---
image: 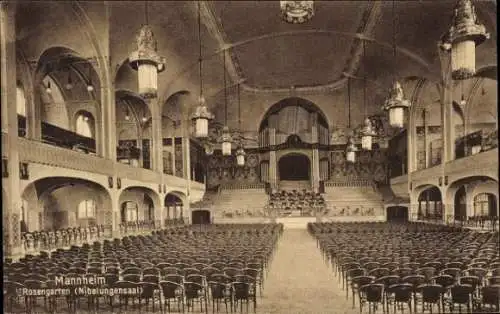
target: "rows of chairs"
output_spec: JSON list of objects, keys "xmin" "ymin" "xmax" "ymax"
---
[
  {"xmin": 5, "ymin": 223, "xmax": 283, "ymax": 313},
  {"xmin": 309, "ymin": 222, "xmax": 500, "ymax": 313}
]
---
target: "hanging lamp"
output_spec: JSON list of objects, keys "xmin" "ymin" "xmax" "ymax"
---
[
  {"xmin": 382, "ymin": 0, "xmax": 410, "ymax": 129},
  {"xmin": 360, "ymin": 40, "xmax": 377, "ymax": 150},
  {"xmin": 280, "ymin": 1, "xmax": 314, "ymax": 24},
  {"xmin": 235, "ymin": 83, "xmax": 246, "ymax": 166},
  {"xmin": 191, "ymin": 2, "xmax": 214, "ymax": 139},
  {"xmin": 129, "ymin": 1, "xmax": 166, "ymax": 99},
  {"xmin": 441, "ymin": 0, "xmax": 489, "ymax": 80},
  {"xmin": 345, "ymin": 78, "xmax": 357, "ymax": 163},
  {"xmin": 124, "ymin": 107, "xmax": 130, "ymax": 121},
  {"xmin": 221, "ymin": 50, "xmax": 232, "ymax": 156}
]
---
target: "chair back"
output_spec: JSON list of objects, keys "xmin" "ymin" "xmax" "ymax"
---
[
  {"xmin": 360, "ymin": 283, "xmax": 384, "ymax": 302},
  {"xmin": 450, "ymin": 284, "xmax": 474, "ymax": 304}
]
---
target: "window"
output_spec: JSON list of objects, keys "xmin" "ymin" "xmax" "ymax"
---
[
  {"xmin": 77, "ymin": 200, "xmax": 96, "ymax": 218},
  {"xmin": 124, "ymin": 201, "xmax": 138, "ymax": 222},
  {"xmin": 474, "ymin": 193, "xmax": 490, "ymax": 216},
  {"xmin": 17, "ymin": 86, "xmax": 26, "ymax": 117},
  {"xmin": 76, "ymin": 112, "xmax": 94, "ymax": 138}
]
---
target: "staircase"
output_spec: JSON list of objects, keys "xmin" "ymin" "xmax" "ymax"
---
[
  {"xmin": 196, "ymin": 187, "xmax": 270, "ymax": 222},
  {"xmin": 321, "ymin": 183, "xmax": 385, "ymax": 221},
  {"xmin": 279, "ymin": 180, "xmax": 311, "ymax": 191}
]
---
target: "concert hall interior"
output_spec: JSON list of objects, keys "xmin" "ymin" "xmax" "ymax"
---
[{"xmin": 1, "ymin": 1, "xmax": 498, "ymax": 313}]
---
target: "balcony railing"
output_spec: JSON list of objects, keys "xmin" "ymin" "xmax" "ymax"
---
[
  {"xmin": 455, "ymin": 129, "xmax": 498, "ymax": 159},
  {"xmin": 18, "ymin": 137, "xmax": 114, "ymax": 176}
]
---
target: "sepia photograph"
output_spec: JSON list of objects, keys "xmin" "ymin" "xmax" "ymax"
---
[{"xmin": 1, "ymin": 0, "xmax": 498, "ymax": 313}]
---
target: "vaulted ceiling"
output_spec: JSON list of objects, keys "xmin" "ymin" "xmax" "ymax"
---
[{"xmin": 14, "ymin": 1, "xmax": 498, "ymax": 132}]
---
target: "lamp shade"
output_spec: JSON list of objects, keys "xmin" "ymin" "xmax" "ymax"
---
[
  {"xmin": 345, "ymin": 137, "xmax": 358, "ymax": 163},
  {"xmin": 382, "ymin": 81, "xmax": 410, "ymax": 128},
  {"xmin": 204, "ymin": 143, "xmax": 214, "ymax": 156},
  {"xmin": 442, "ymin": 0, "xmax": 489, "ymax": 80},
  {"xmin": 221, "ymin": 126, "xmax": 232, "ymax": 156},
  {"xmin": 361, "ymin": 118, "xmax": 377, "ymax": 150},
  {"xmin": 379, "ymin": 137, "xmax": 389, "ymax": 149},
  {"xmin": 129, "ymin": 25, "xmax": 166, "ymax": 99},
  {"xmin": 236, "ymin": 146, "xmax": 246, "ymax": 166},
  {"xmin": 191, "ymin": 98, "xmax": 213, "ymax": 138}
]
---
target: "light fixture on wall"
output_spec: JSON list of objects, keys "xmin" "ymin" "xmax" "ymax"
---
[
  {"xmin": 86, "ymin": 64, "xmax": 94, "ymax": 92},
  {"xmin": 124, "ymin": 107, "xmax": 130, "ymax": 121},
  {"xmin": 360, "ymin": 40, "xmax": 377, "ymax": 151},
  {"xmin": 460, "ymin": 81, "xmax": 467, "ymax": 106},
  {"xmin": 382, "ymin": 0, "xmax": 410, "ymax": 129},
  {"xmin": 280, "ymin": 1, "xmax": 314, "ymax": 24},
  {"xmin": 45, "ymin": 79, "xmax": 52, "ymax": 94},
  {"xmin": 345, "ymin": 77, "xmax": 357, "ymax": 163},
  {"xmin": 204, "ymin": 141, "xmax": 214, "ymax": 156},
  {"xmin": 221, "ymin": 49, "xmax": 232, "ymax": 156},
  {"xmin": 65, "ymin": 70, "xmax": 73, "ymax": 90},
  {"xmin": 191, "ymin": 2, "xmax": 214, "ymax": 139},
  {"xmin": 141, "ymin": 113, "xmax": 148, "ymax": 123},
  {"xmin": 128, "ymin": 1, "xmax": 166, "ymax": 99},
  {"xmin": 235, "ymin": 83, "xmax": 246, "ymax": 166},
  {"xmin": 441, "ymin": 0, "xmax": 489, "ymax": 80}
]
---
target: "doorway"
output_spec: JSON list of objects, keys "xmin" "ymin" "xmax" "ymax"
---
[
  {"xmin": 192, "ymin": 210, "xmax": 211, "ymax": 224},
  {"xmin": 278, "ymin": 153, "xmax": 310, "ymax": 181},
  {"xmin": 386, "ymin": 206, "xmax": 408, "ymax": 222}
]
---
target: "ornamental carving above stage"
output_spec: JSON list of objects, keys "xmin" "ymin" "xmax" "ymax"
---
[
  {"xmin": 206, "ymin": 153, "xmax": 261, "ymax": 188},
  {"xmin": 329, "ymin": 149, "xmax": 388, "ymax": 182}
]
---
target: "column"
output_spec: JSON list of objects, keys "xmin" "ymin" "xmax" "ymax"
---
[
  {"xmin": 268, "ymin": 128, "xmax": 278, "ymax": 192},
  {"xmin": 170, "ymin": 136, "xmax": 175, "ymax": 174},
  {"xmin": 438, "ymin": 46, "xmax": 455, "ymax": 163},
  {"xmin": 109, "ymin": 191, "xmax": 121, "ymax": 238},
  {"xmin": 311, "ymin": 114, "xmax": 320, "ymax": 192},
  {"xmin": 100, "ymin": 80, "xmax": 116, "ymax": 159},
  {"xmin": 149, "ymin": 97, "xmax": 163, "ymax": 172},
  {"xmin": 423, "ymin": 110, "xmax": 430, "ymax": 168},
  {"xmin": 1, "ymin": 2, "xmax": 23, "ymax": 257},
  {"xmin": 26, "ymin": 85, "xmax": 42, "ymax": 140}
]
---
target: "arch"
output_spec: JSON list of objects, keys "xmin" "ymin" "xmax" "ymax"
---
[
  {"xmin": 416, "ymin": 185, "xmax": 442, "ymax": 220},
  {"xmin": 41, "ymin": 75, "xmax": 70, "ymax": 130},
  {"xmin": 22, "ymin": 176, "xmax": 112, "ymax": 230},
  {"xmin": 118, "ymin": 186, "xmax": 161, "ymax": 222},
  {"xmin": 259, "ymin": 97, "xmax": 329, "ymax": 131},
  {"xmin": 278, "ymin": 153, "xmax": 311, "ymax": 181},
  {"xmin": 164, "ymin": 192, "xmax": 186, "ymax": 221},
  {"xmin": 162, "ymin": 90, "xmax": 192, "ymax": 130}
]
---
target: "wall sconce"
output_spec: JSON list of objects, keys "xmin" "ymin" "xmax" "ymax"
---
[
  {"xmin": 108, "ymin": 176, "xmax": 114, "ymax": 188},
  {"xmin": 438, "ymin": 177, "xmax": 443, "ymax": 186},
  {"xmin": 19, "ymin": 162, "xmax": 29, "ymax": 180},
  {"xmin": 117, "ymin": 177, "xmax": 121, "ymax": 189},
  {"xmin": 444, "ymin": 176, "xmax": 448, "ymax": 185}
]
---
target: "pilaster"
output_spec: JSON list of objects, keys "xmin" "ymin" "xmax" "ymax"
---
[
  {"xmin": 268, "ymin": 128, "xmax": 278, "ymax": 192},
  {"xmin": 149, "ymin": 97, "xmax": 163, "ymax": 172}
]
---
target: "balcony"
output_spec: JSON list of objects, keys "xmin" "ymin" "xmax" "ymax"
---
[
  {"xmin": 18, "ymin": 137, "xmax": 114, "ymax": 176},
  {"xmin": 445, "ymin": 147, "xmax": 498, "ymax": 179}
]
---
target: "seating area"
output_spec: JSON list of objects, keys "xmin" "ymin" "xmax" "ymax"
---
[
  {"xmin": 268, "ymin": 189, "xmax": 325, "ymax": 217},
  {"xmin": 309, "ymin": 222, "xmax": 500, "ymax": 313},
  {"xmin": 208, "ymin": 188, "xmax": 270, "ymax": 219},
  {"xmin": 5, "ymin": 223, "xmax": 283, "ymax": 313}
]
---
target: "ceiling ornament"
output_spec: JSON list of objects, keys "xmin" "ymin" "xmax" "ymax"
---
[
  {"xmin": 280, "ymin": 1, "xmax": 314, "ymax": 24},
  {"xmin": 441, "ymin": 0, "xmax": 489, "ymax": 80},
  {"xmin": 129, "ymin": 2, "xmax": 166, "ymax": 99}
]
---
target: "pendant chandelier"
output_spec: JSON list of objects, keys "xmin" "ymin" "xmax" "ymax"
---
[
  {"xmin": 129, "ymin": 1, "xmax": 166, "ymax": 99},
  {"xmin": 204, "ymin": 141, "xmax": 214, "ymax": 156},
  {"xmin": 345, "ymin": 77, "xmax": 357, "ymax": 163},
  {"xmin": 221, "ymin": 50, "xmax": 232, "ymax": 156},
  {"xmin": 191, "ymin": 2, "xmax": 214, "ymax": 139},
  {"xmin": 280, "ymin": 1, "xmax": 314, "ymax": 24},
  {"xmin": 382, "ymin": 0, "xmax": 410, "ymax": 129},
  {"xmin": 65, "ymin": 69, "xmax": 73, "ymax": 90},
  {"xmin": 441, "ymin": 0, "xmax": 489, "ymax": 80},
  {"xmin": 235, "ymin": 83, "xmax": 246, "ymax": 166},
  {"xmin": 86, "ymin": 63, "xmax": 94, "ymax": 92},
  {"xmin": 360, "ymin": 40, "xmax": 377, "ymax": 150}
]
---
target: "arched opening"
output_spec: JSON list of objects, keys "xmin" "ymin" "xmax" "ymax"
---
[
  {"xmin": 164, "ymin": 193, "xmax": 184, "ymax": 225},
  {"xmin": 386, "ymin": 206, "xmax": 408, "ymax": 222},
  {"xmin": 115, "ymin": 90, "xmax": 152, "ymax": 169},
  {"xmin": 454, "ymin": 185, "xmax": 467, "ymax": 221},
  {"xmin": 278, "ymin": 153, "xmax": 310, "ymax": 181},
  {"xmin": 23, "ymin": 177, "xmax": 111, "ymax": 231},
  {"xmin": 118, "ymin": 187, "xmax": 160, "ymax": 225},
  {"xmin": 417, "ymin": 186, "xmax": 442, "ymax": 222},
  {"xmin": 192, "ymin": 209, "xmax": 211, "ymax": 225}
]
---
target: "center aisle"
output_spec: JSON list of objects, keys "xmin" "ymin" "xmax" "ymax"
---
[{"xmin": 258, "ymin": 229, "xmax": 358, "ymax": 314}]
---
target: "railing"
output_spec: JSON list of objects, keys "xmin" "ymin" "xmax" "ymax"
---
[
  {"xmin": 318, "ymin": 205, "xmax": 384, "ymax": 217},
  {"xmin": 164, "ymin": 218, "xmax": 185, "ymax": 226},
  {"xmin": 325, "ymin": 179, "xmax": 371, "ymax": 187},
  {"xmin": 22, "ymin": 225, "xmax": 112, "ymax": 253},
  {"xmin": 118, "ymin": 220, "xmax": 161, "ymax": 235},
  {"xmin": 18, "ymin": 137, "xmax": 114, "ymax": 176},
  {"xmin": 220, "ymin": 183, "xmax": 266, "ymax": 190},
  {"xmin": 446, "ymin": 215, "xmax": 499, "ymax": 231},
  {"xmin": 116, "ymin": 162, "xmax": 161, "ymax": 183},
  {"xmin": 445, "ymin": 147, "xmax": 498, "ymax": 176},
  {"xmin": 117, "ymin": 145, "xmax": 141, "ymax": 160},
  {"xmin": 455, "ymin": 129, "xmax": 498, "ymax": 159}
]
